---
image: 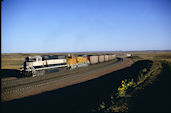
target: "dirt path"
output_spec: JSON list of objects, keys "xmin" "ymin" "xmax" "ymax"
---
[{"xmin": 2, "ymin": 58, "xmax": 133, "ymax": 102}]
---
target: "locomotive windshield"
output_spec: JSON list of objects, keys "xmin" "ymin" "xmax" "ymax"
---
[
  {"xmin": 67, "ymin": 56, "xmax": 72, "ymax": 59},
  {"xmin": 25, "ymin": 57, "xmax": 36, "ymax": 62}
]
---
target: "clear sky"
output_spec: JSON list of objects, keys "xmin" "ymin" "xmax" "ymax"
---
[{"xmin": 2, "ymin": 0, "xmax": 171, "ymax": 53}]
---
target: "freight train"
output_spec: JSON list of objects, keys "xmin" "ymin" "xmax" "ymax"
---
[{"xmin": 20, "ymin": 54, "xmax": 116, "ymax": 77}]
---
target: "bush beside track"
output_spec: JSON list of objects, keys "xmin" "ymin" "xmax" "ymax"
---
[{"xmin": 94, "ymin": 58, "xmax": 171, "ymax": 112}]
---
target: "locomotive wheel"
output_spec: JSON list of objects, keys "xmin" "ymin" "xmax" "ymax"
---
[
  {"xmin": 42, "ymin": 70, "xmax": 45, "ymax": 75},
  {"xmin": 32, "ymin": 71, "xmax": 37, "ymax": 77},
  {"xmin": 24, "ymin": 71, "xmax": 32, "ymax": 77}
]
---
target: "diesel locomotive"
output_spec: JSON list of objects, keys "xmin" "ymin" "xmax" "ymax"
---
[{"xmin": 20, "ymin": 54, "xmax": 116, "ymax": 77}]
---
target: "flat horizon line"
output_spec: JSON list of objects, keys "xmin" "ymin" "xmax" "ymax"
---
[{"xmin": 2, "ymin": 50, "xmax": 171, "ymax": 54}]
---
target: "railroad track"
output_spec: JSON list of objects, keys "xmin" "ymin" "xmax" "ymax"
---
[
  {"xmin": 2, "ymin": 58, "xmax": 129, "ymax": 101},
  {"xmin": 2, "ymin": 58, "xmax": 120, "ymax": 89}
]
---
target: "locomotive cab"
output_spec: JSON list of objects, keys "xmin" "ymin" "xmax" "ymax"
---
[{"xmin": 66, "ymin": 54, "xmax": 77, "ymax": 69}]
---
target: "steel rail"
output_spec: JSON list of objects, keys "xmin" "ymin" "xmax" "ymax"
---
[{"xmin": 2, "ymin": 59, "xmax": 119, "ymax": 89}]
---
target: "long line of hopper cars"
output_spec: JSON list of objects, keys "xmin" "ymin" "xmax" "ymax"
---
[{"xmin": 20, "ymin": 54, "xmax": 116, "ymax": 77}]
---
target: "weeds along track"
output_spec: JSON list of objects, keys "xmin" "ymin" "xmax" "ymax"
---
[
  {"xmin": 136, "ymin": 60, "xmax": 162, "ymax": 86},
  {"xmin": 2, "ymin": 59, "xmax": 126, "ymax": 101},
  {"xmin": 2, "ymin": 59, "xmax": 119, "ymax": 89}
]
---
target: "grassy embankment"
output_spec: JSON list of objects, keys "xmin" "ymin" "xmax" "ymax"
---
[{"xmin": 93, "ymin": 52, "xmax": 171, "ymax": 112}]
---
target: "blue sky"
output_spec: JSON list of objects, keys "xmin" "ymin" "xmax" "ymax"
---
[{"xmin": 2, "ymin": 0, "xmax": 171, "ymax": 53}]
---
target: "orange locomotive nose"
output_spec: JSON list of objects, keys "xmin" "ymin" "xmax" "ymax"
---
[{"xmin": 66, "ymin": 55, "xmax": 77, "ymax": 65}]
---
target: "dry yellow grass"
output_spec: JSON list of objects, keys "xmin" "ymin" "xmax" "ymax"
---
[
  {"xmin": 131, "ymin": 52, "xmax": 171, "ymax": 62},
  {"xmin": 1, "ymin": 53, "xmax": 43, "ymax": 69},
  {"xmin": 2, "ymin": 54, "xmax": 25, "ymax": 69}
]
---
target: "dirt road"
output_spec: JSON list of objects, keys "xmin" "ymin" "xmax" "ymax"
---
[{"xmin": 2, "ymin": 58, "xmax": 133, "ymax": 101}]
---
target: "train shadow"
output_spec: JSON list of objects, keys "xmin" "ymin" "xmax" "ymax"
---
[
  {"xmin": 1, "ymin": 60, "xmax": 152, "ymax": 113},
  {"xmin": 0, "ymin": 69, "xmax": 23, "ymax": 78}
]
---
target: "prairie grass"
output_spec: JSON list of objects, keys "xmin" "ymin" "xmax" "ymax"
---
[{"xmin": 131, "ymin": 52, "xmax": 171, "ymax": 62}]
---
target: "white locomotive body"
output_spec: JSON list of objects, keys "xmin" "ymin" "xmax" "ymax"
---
[{"xmin": 21, "ymin": 55, "xmax": 67, "ymax": 77}]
